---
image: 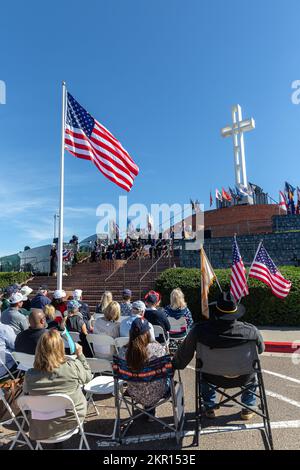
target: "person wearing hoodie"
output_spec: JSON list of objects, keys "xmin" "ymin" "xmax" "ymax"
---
[{"xmin": 164, "ymin": 288, "xmax": 193, "ymax": 336}]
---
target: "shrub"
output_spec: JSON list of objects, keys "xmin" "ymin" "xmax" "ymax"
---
[
  {"xmin": 0, "ymin": 272, "xmax": 32, "ymax": 289},
  {"xmin": 155, "ymin": 267, "xmax": 300, "ymax": 326}
]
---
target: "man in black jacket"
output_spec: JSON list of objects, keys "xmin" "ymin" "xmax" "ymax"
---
[
  {"xmin": 15, "ymin": 309, "xmax": 47, "ymax": 355},
  {"xmin": 173, "ymin": 292, "xmax": 264, "ymax": 421},
  {"xmin": 144, "ymin": 293, "xmax": 170, "ymax": 343}
]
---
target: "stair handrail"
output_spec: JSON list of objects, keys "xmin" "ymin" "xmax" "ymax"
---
[
  {"xmin": 139, "ymin": 249, "xmax": 169, "ymax": 283},
  {"xmin": 104, "ymin": 247, "xmax": 143, "ymax": 283}
]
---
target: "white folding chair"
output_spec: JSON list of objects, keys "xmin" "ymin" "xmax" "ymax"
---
[
  {"xmin": 16, "ymin": 393, "xmax": 90, "ymax": 450},
  {"xmin": 86, "ymin": 334, "xmax": 116, "ymax": 360},
  {"xmin": 114, "ymin": 337, "xmax": 129, "ymax": 354},
  {"xmin": 68, "ymin": 331, "xmax": 80, "ymax": 343},
  {"xmin": 0, "ymin": 355, "xmax": 17, "ymax": 380},
  {"xmin": 0, "ymin": 388, "xmax": 33, "ymax": 450},
  {"xmin": 11, "ymin": 352, "xmax": 35, "ymax": 372},
  {"xmin": 84, "ymin": 358, "xmax": 118, "ymax": 441},
  {"xmin": 153, "ymin": 325, "xmax": 169, "ymax": 350},
  {"xmin": 168, "ymin": 317, "xmax": 188, "ymax": 353}
]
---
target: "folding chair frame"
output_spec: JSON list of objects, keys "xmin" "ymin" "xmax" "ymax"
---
[
  {"xmin": 194, "ymin": 351, "xmax": 274, "ymax": 450},
  {"xmin": 113, "ymin": 357, "xmax": 185, "ymax": 445}
]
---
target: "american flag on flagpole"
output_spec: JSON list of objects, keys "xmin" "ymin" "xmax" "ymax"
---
[
  {"xmin": 230, "ymin": 237, "xmax": 249, "ymax": 302},
  {"xmin": 64, "ymin": 92, "xmax": 139, "ymax": 192},
  {"xmin": 249, "ymin": 243, "xmax": 291, "ymax": 299}
]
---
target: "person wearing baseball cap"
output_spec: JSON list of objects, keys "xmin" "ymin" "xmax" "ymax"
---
[
  {"xmin": 119, "ymin": 288, "xmax": 133, "ymax": 317},
  {"xmin": 1, "ymin": 292, "xmax": 29, "ymax": 335},
  {"xmin": 173, "ymin": 291, "xmax": 264, "ymax": 421},
  {"xmin": 144, "ymin": 292, "xmax": 170, "ymax": 344},
  {"xmin": 1, "ymin": 286, "xmax": 15, "ymax": 312},
  {"xmin": 51, "ymin": 289, "xmax": 67, "ymax": 322},
  {"xmin": 30, "ymin": 285, "xmax": 51, "ymax": 310},
  {"xmin": 118, "ymin": 317, "xmax": 170, "ymax": 421},
  {"xmin": 119, "ymin": 300, "xmax": 155, "ymax": 341},
  {"xmin": 72, "ymin": 289, "xmax": 91, "ymax": 328},
  {"xmin": 20, "ymin": 286, "xmax": 33, "ymax": 312}
]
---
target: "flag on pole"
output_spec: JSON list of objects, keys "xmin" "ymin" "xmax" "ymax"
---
[
  {"xmin": 230, "ymin": 237, "xmax": 249, "ymax": 302},
  {"xmin": 201, "ymin": 248, "xmax": 216, "ymax": 318},
  {"xmin": 296, "ymin": 187, "xmax": 300, "ymax": 215},
  {"xmin": 215, "ymin": 189, "xmax": 222, "ymax": 201},
  {"xmin": 147, "ymin": 213, "xmax": 154, "ymax": 233},
  {"xmin": 279, "ymin": 191, "xmax": 287, "ymax": 212},
  {"xmin": 249, "ymin": 243, "xmax": 291, "ymax": 299},
  {"xmin": 210, "ymin": 191, "xmax": 213, "ymax": 207},
  {"xmin": 65, "ymin": 92, "xmax": 139, "ymax": 192},
  {"xmin": 222, "ymin": 188, "xmax": 232, "ymax": 201}
]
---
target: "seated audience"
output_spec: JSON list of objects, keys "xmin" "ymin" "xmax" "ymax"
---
[
  {"xmin": 118, "ymin": 318, "xmax": 169, "ymax": 419},
  {"xmin": 51, "ymin": 289, "xmax": 67, "ymax": 323},
  {"xmin": 30, "ymin": 285, "xmax": 51, "ymax": 310},
  {"xmin": 72, "ymin": 289, "xmax": 92, "ymax": 328},
  {"xmin": 165, "ymin": 288, "xmax": 193, "ymax": 333},
  {"xmin": 15, "ymin": 309, "xmax": 47, "ymax": 355},
  {"xmin": 0, "ymin": 321, "xmax": 16, "ymax": 378},
  {"xmin": 119, "ymin": 289, "xmax": 133, "ymax": 317},
  {"xmin": 1, "ymin": 286, "xmax": 14, "ymax": 312},
  {"xmin": 20, "ymin": 286, "xmax": 33, "ymax": 312},
  {"xmin": 66, "ymin": 300, "xmax": 90, "ymax": 356},
  {"xmin": 23, "ymin": 329, "xmax": 92, "ymax": 441},
  {"xmin": 120, "ymin": 301, "xmax": 155, "ymax": 341},
  {"xmin": 172, "ymin": 292, "xmax": 264, "ymax": 420},
  {"xmin": 95, "ymin": 291, "xmax": 113, "ymax": 314},
  {"xmin": 144, "ymin": 293, "xmax": 170, "ymax": 343},
  {"xmin": 1, "ymin": 293, "xmax": 29, "ymax": 335},
  {"xmin": 94, "ymin": 301, "xmax": 121, "ymax": 338},
  {"xmin": 44, "ymin": 304, "xmax": 76, "ymax": 355}
]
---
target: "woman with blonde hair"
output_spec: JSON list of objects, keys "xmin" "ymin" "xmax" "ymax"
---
[
  {"xmin": 95, "ymin": 291, "xmax": 113, "ymax": 314},
  {"xmin": 165, "ymin": 288, "xmax": 193, "ymax": 330},
  {"xmin": 94, "ymin": 301, "xmax": 121, "ymax": 338},
  {"xmin": 43, "ymin": 304, "xmax": 76, "ymax": 355},
  {"xmin": 23, "ymin": 329, "xmax": 92, "ymax": 441}
]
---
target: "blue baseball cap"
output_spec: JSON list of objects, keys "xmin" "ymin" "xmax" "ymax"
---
[{"xmin": 130, "ymin": 317, "xmax": 150, "ymax": 340}]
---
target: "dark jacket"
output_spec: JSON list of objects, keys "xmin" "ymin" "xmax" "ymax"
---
[
  {"xmin": 173, "ymin": 319, "xmax": 264, "ymax": 370},
  {"xmin": 15, "ymin": 328, "xmax": 46, "ymax": 355},
  {"xmin": 144, "ymin": 308, "xmax": 170, "ymax": 343},
  {"xmin": 30, "ymin": 293, "xmax": 51, "ymax": 310}
]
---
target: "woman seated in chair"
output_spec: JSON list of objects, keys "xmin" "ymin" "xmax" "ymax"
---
[
  {"xmin": 95, "ymin": 291, "xmax": 113, "ymax": 314},
  {"xmin": 44, "ymin": 304, "xmax": 76, "ymax": 355},
  {"xmin": 165, "ymin": 288, "xmax": 193, "ymax": 335},
  {"xmin": 66, "ymin": 300, "xmax": 90, "ymax": 357},
  {"xmin": 119, "ymin": 317, "xmax": 170, "ymax": 420},
  {"xmin": 23, "ymin": 329, "xmax": 92, "ymax": 441},
  {"xmin": 93, "ymin": 301, "xmax": 121, "ymax": 338}
]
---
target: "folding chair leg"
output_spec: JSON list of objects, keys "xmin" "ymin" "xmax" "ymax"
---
[{"xmin": 258, "ymin": 373, "xmax": 274, "ymax": 450}]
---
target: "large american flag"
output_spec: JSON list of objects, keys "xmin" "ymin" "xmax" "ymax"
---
[
  {"xmin": 65, "ymin": 92, "xmax": 139, "ymax": 192},
  {"xmin": 230, "ymin": 238, "xmax": 249, "ymax": 302},
  {"xmin": 249, "ymin": 244, "xmax": 291, "ymax": 299}
]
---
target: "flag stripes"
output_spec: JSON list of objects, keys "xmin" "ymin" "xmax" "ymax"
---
[
  {"xmin": 65, "ymin": 92, "xmax": 139, "ymax": 191},
  {"xmin": 230, "ymin": 238, "xmax": 249, "ymax": 302}
]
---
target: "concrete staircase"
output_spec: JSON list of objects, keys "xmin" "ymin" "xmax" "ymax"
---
[{"xmin": 27, "ymin": 256, "xmax": 180, "ymax": 312}]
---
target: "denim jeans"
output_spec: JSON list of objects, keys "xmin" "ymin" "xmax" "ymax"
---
[{"xmin": 201, "ymin": 378, "xmax": 257, "ymax": 409}]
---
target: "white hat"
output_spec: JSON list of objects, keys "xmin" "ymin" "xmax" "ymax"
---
[
  {"xmin": 53, "ymin": 289, "xmax": 66, "ymax": 299},
  {"xmin": 132, "ymin": 300, "xmax": 146, "ymax": 313},
  {"xmin": 20, "ymin": 286, "xmax": 33, "ymax": 298},
  {"xmin": 72, "ymin": 289, "xmax": 82, "ymax": 300},
  {"xmin": 9, "ymin": 292, "xmax": 24, "ymax": 304}
]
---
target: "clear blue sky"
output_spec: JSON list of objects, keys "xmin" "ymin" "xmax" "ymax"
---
[{"xmin": 1, "ymin": 0, "xmax": 300, "ymax": 256}]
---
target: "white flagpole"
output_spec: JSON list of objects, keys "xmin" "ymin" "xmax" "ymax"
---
[{"xmin": 57, "ymin": 81, "xmax": 67, "ymax": 290}]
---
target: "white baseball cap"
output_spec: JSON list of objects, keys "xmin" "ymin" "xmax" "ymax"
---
[
  {"xmin": 20, "ymin": 286, "xmax": 33, "ymax": 298},
  {"xmin": 9, "ymin": 292, "xmax": 24, "ymax": 304},
  {"xmin": 72, "ymin": 289, "xmax": 82, "ymax": 300},
  {"xmin": 53, "ymin": 289, "xmax": 66, "ymax": 299}
]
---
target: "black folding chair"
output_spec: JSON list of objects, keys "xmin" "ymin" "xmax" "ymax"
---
[
  {"xmin": 113, "ymin": 354, "xmax": 185, "ymax": 444},
  {"xmin": 194, "ymin": 341, "xmax": 273, "ymax": 450}
]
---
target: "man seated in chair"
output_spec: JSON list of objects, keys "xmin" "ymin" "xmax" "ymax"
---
[{"xmin": 172, "ymin": 292, "xmax": 264, "ymax": 420}]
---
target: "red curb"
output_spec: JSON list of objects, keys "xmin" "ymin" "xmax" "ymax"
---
[{"xmin": 264, "ymin": 341, "xmax": 300, "ymax": 354}]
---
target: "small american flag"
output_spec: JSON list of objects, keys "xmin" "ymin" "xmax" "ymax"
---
[
  {"xmin": 230, "ymin": 238, "xmax": 249, "ymax": 302},
  {"xmin": 249, "ymin": 243, "xmax": 291, "ymax": 299},
  {"xmin": 63, "ymin": 249, "xmax": 72, "ymax": 261},
  {"xmin": 65, "ymin": 92, "xmax": 139, "ymax": 192}
]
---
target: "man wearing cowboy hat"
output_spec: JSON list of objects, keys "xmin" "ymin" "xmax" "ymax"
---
[{"xmin": 173, "ymin": 292, "xmax": 264, "ymax": 420}]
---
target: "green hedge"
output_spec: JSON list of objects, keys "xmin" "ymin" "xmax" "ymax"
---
[
  {"xmin": 0, "ymin": 272, "xmax": 32, "ymax": 289},
  {"xmin": 155, "ymin": 267, "xmax": 300, "ymax": 326}
]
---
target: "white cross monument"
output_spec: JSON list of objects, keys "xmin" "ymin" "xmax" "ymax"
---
[{"xmin": 221, "ymin": 104, "xmax": 255, "ymax": 204}]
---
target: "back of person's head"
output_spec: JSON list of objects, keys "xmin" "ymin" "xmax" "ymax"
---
[
  {"xmin": 104, "ymin": 301, "xmax": 120, "ymax": 322},
  {"xmin": 131, "ymin": 301, "xmax": 146, "ymax": 317},
  {"xmin": 126, "ymin": 318, "xmax": 151, "ymax": 371},
  {"xmin": 145, "ymin": 292, "xmax": 159, "ymax": 307},
  {"xmin": 44, "ymin": 304, "xmax": 56, "ymax": 321},
  {"xmin": 9, "ymin": 292, "xmax": 24, "ymax": 308},
  {"xmin": 34, "ymin": 329, "xmax": 66, "ymax": 372},
  {"xmin": 170, "ymin": 288, "xmax": 186, "ymax": 310},
  {"xmin": 29, "ymin": 309, "xmax": 46, "ymax": 329},
  {"xmin": 122, "ymin": 289, "xmax": 132, "ymax": 301},
  {"xmin": 72, "ymin": 289, "xmax": 82, "ymax": 301},
  {"xmin": 38, "ymin": 285, "xmax": 48, "ymax": 295},
  {"xmin": 53, "ymin": 289, "xmax": 66, "ymax": 303},
  {"xmin": 100, "ymin": 291, "xmax": 113, "ymax": 310},
  {"xmin": 67, "ymin": 299, "xmax": 80, "ymax": 315}
]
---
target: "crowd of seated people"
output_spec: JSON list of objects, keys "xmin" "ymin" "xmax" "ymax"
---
[{"xmin": 0, "ymin": 278, "xmax": 265, "ymax": 448}]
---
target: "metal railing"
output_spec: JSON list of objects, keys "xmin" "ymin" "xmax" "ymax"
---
[
  {"xmin": 138, "ymin": 248, "xmax": 172, "ymax": 297},
  {"xmin": 104, "ymin": 248, "xmax": 142, "ymax": 283}
]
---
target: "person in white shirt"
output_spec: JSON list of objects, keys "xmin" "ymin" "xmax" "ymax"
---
[{"xmin": 120, "ymin": 301, "xmax": 155, "ymax": 341}]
